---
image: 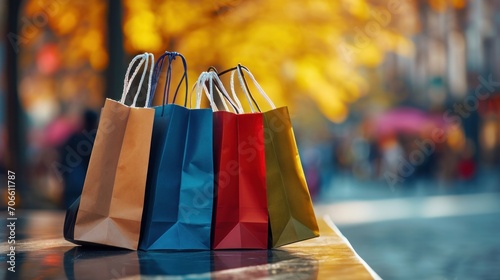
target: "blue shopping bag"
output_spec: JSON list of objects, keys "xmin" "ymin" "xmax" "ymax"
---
[{"xmin": 139, "ymin": 52, "xmax": 214, "ymax": 250}]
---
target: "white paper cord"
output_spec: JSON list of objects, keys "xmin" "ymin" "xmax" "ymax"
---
[
  {"xmin": 234, "ymin": 66, "xmax": 276, "ymax": 112},
  {"xmin": 194, "ymin": 72, "xmax": 214, "ymax": 110},
  {"xmin": 122, "ymin": 55, "xmax": 143, "ymax": 96},
  {"xmin": 236, "ymin": 69, "xmax": 257, "ymax": 113},
  {"xmin": 213, "ymin": 72, "xmax": 239, "ymax": 112},
  {"xmin": 131, "ymin": 53, "xmax": 154, "ymax": 107},
  {"xmin": 146, "ymin": 53, "xmax": 155, "ymax": 107},
  {"xmin": 120, "ymin": 53, "xmax": 155, "ymax": 107},
  {"xmin": 194, "ymin": 71, "xmax": 238, "ymax": 113},
  {"xmin": 131, "ymin": 55, "xmax": 148, "ymax": 107},
  {"xmin": 120, "ymin": 54, "xmax": 145, "ymax": 104},
  {"xmin": 212, "ymin": 75, "xmax": 230, "ymax": 112},
  {"xmin": 229, "ymin": 71, "xmax": 245, "ymax": 113}
]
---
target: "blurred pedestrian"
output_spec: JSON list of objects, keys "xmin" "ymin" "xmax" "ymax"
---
[
  {"xmin": 59, "ymin": 109, "xmax": 98, "ymax": 208},
  {"xmin": 457, "ymin": 140, "xmax": 476, "ymax": 181}
]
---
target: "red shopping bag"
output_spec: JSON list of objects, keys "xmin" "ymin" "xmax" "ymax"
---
[{"xmin": 195, "ymin": 72, "xmax": 269, "ymax": 249}]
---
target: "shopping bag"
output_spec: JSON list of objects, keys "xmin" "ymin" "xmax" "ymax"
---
[
  {"xmin": 64, "ymin": 197, "xmax": 112, "ymax": 247},
  {"xmin": 263, "ymin": 107, "xmax": 319, "ymax": 247},
  {"xmin": 197, "ymin": 72, "xmax": 269, "ymax": 249},
  {"xmin": 73, "ymin": 53, "xmax": 155, "ymax": 250},
  {"xmin": 222, "ymin": 65, "xmax": 319, "ymax": 247},
  {"xmin": 139, "ymin": 52, "xmax": 214, "ymax": 250},
  {"xmin": 63, "ymin": 196, "xmax": 79, "ymax": 243}
]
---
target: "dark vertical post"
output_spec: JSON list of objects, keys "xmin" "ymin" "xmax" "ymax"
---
[
  {"xmin": 106, "ymin": 0, "xmax": 125, "ymax": 101},
  {"xmin": 5, "ymin": 0, "xmax": 26, "ymax": 195}
]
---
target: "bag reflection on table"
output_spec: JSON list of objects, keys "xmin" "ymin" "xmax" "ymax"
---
[{"xmin": 64, "ymin": 247, "xmax": 140, "ymax": 280}]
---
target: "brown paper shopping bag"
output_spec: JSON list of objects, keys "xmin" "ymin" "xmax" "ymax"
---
[{"xmin": 74, "ymin": 53, "xmax": 155, "ymax": 250}]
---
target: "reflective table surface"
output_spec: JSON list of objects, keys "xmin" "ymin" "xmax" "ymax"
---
[{"xmin": 0, "ymin": 211, "xmax": 379, "ymax": 279}]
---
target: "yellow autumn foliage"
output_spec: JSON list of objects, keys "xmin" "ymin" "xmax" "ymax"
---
[
  {"xmin": 122, "ymin": 0, "xmax": 415, "ymax": 122},
  {"xmin": 21, "ymin": 0, "xmax": 420, "ymax": 123}
]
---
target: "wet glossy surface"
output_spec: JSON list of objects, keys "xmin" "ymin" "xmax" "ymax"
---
[{"xmin": 0, "ymin": 211, "xmax": 379, "ymax": 279}]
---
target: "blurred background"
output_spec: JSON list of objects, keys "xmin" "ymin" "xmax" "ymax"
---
[{"xmin": 1, "ymin": 0, "xmax": 500, "ymax": 279}]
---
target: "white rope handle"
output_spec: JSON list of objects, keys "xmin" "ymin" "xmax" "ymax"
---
[
  {"xmin": 211, "ymin": 72, "xmax": 239, "ymax": 112},
  {"xmin": 233, "ymin": 66, "xmax": 276, "ymax": 112},
  {"xmin": 194, "ymin": 72, "xmax": 216, "ymax": 110},
  {"xmin": 194, "ymin": 72, "xmax": 238, "ymax": 113},
  {"xmin": 210, "ymin": 73, "xmax": 232, "ymax": 112},
  {"xmin": 196, "ymin": 72, "xmax": 224, "ymax": 111},
  {"xmin": 132, "ymin": 53, "xmax": 154, "ymax": 107},
  {"xmin": 120, "ymin": 54, "xmax": 145, "ymax": 104},
  {"xmin": 122, "ymin": 55, "xmax": 144, "ymax": 95},
  {"xmin": 229, "ymin": 70, "xmax": 245, "ymax": 113},
  {"xmin": 120, "ymin": 53, "xmax": 155, "ymax": 107}
]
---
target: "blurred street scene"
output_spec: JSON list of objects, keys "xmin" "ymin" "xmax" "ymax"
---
[{"xmin": 1, "ymin": 0, "xmax": 500, "ymax": 279}]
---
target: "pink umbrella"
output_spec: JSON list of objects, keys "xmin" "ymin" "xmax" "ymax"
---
[{"xmin": 371, "ymin": 107, "xmax": 445, "ymax": 137}]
